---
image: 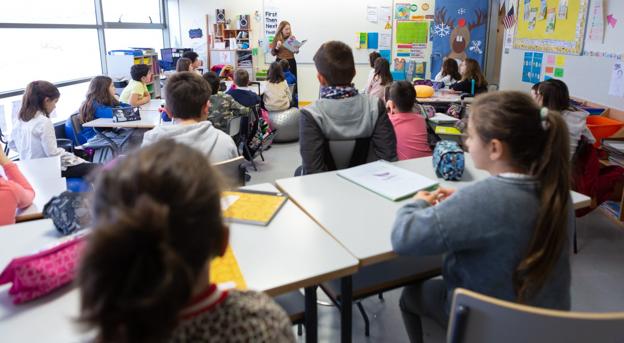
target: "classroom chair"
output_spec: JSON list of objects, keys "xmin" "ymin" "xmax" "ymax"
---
[
  {"xmin": 274, "ymin": 291, "xmax": 306, "ymax": 337},
  {"xmin": 213, "ymin": 156, "xmax": 246, "ymax": 188},
  {"xmin": 320, "ymin": 255, "xmax": 442, "ymax": 336},
  {"xmin": 67, "ymin": 113, "xmax": 120, "ymax": 163},
  {"xmin": 447, "ymin": 288, "xmax": 624, "ymax": 343}
]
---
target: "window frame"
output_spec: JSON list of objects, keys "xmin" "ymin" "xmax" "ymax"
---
[{"xmin": 0, "ymin": 0, "xmax": 171, "ymax": 99}]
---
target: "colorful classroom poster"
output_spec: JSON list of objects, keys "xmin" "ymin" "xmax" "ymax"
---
[
  {"xmin": 555, "ymin": 55, "xmax": 566, "ymax": 67},
  {"xmin": 380, "ymin": 6, "xmax": 392, "ymax": 23},
  {"xmin": 359, "ymin": 32, "xmax": 368, "ymax": 49},
  {"xmin": 522, "ymin": 52, "xmax": 534, "ymax": 83},
  {"xmin": 379, "ymin": 49, "xmax": 392, "ymax": 61},
  {"xmin": 528, "ymin": 8, "xmax": 538, "ymax": 31},
  {"xmin": 395, "ymin": 3, "xmax": 411, "ymax": 20},
  {"xmin": 531, "ymin": 52, "xmax": 543, "ymax": 83},
  {"xmin": 588, "ymin": 0, "xmax": 605, "ymax": 43},
  {"xmin": 538, "ymin": 0, "xmax": 548, "ymax": 20},
  {"xmin": 379, "ymin": 33, "xmax": 392, "ymax": 49},
  {"xmin": 545, "ymin": 7, "xmax": 556, "ymax": 33},
  {"xmin": 554, "ymin": 67, "xmax": 564, "ymax": 77},
  {"xmin": 263, "ymin": 6, "xmax": 279, "ymax": 44},
  {"xmin": 396, "ymin": 21, "xmax": 429, "ymax": 45},
  {"xmin": 524, "ymin": 0, "xmax": 531, "ymax": 20},
  {"xmin": 609, "ymin": 62, "xmax": 624, "ymax": 97},
  {"xmin": 367, "ymin": 32, "xmax": 379, "ymax": 49}
]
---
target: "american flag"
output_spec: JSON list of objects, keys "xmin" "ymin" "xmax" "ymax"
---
[{"xmin": 503, "ymin": 4, "xmax": 516, "ymax": 29}]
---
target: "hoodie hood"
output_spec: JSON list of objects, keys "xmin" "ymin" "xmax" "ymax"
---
[
  {"xmin": 305, "ymin": 94, "xmax": 381, "ymax": 140},
  {"xmin": 142, "ymin": 121, "xmax": 227, "ymax": 158}
]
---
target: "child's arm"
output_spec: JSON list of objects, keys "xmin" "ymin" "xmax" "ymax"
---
[
  {"xmin": 0, "ymin": 152, "xmax": 35, "ymax": 210},
  {"xmin": 128, "ymin": 93, "xmax": 151, "ymax": 107},
  {"xmin": 39, "ymin": 118, "xmax": 65, "ymax": 156}
]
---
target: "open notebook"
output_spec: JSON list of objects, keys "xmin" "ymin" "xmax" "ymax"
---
[{"xmin": 337, "ymin": 161, "xmax": 438, "ymax": 201}]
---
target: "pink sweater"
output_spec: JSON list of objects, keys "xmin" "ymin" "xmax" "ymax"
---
[
  {"xmin": 0, "ymin": 163, "xmax": 35, "ymax": 226},
  {"xmin": 389, "ymin": 112, "xmax": 432, "ymax": 160}
]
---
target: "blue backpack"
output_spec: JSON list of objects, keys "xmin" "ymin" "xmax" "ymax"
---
[{"xmin": 433, "ymin": 140, "xmax": 465, "ymax": 181}]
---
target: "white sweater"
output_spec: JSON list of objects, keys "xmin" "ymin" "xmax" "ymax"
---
[
  {"xmin": 434, "ymin": 72, "xmax": 458, "ymax": 87},
  {"xmin": 263, "ymin": 81, "xmax": 291, "ymax": 112}
]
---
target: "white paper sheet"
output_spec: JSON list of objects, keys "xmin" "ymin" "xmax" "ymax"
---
[
  {"xmin": 608, "ymin": 62, "xmax": 624, "ymax": 97},
  {"xmin": 367, "ymin": 5, "xmax": 378, "ymax": 23}
]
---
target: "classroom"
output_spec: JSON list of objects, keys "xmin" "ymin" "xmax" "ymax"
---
[{"xmin": 1, "ymin": 0, "xmax": 624, "ymax": 342}]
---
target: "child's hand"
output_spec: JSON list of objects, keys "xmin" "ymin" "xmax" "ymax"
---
[
  {"xmin": 0, "ymin": 148, "xmax": 10, "ymax": 166},
  {"xmin": 413, "ymin": 187, "xmax": 455, "ymax": 205},
  {"xmin": 276, "ymin": 41, "xmax": 282, "ymax": 49}
]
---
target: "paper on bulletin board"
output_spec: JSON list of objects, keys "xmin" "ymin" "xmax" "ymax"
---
[
  {"xmin": 538, "ymin": 0, "xmax": 548, "ymax": 20},
  {"xmin": 368, "ymin": 32, "xmax": 379, "ymax": 49},
  {"xmin": 588, "ymin": 0, "xmax": 604, "ymax": 43},
  {"xmin": 396, "ymin": 21, "xmax": 429, "ymax": 45},
  {"xmin": 555, "ymin": 55, "xmax": 565, "ymax": 66},
  {"xmin": 380, "ymin": 5, "xmax": 392, "ymax": 23},
  {"xmin": 379, "ymin": 33, "xmax": 392, "ymax": 49},
  {"xmin": 609, "ymin": 62, "xmax": 624, "ymax": 97},
  {"xmin": 395, "ymin": 3, "xmax": 410, "ymax": 20},
  {"xmin": 367, "ymin": 5, "xmax": 379, "ymax": 23},
  {"xmin": 522, "ymin": 52, "xmax": 534, "ymax": 83},
  {"xmin": 545, "ymin": 7, "xmax": 556, "ymax": 33},
  {"xmin": 380, "ymin": 49, "xmax": 391, "ymax": 61},
  {"xmin": 358, "ymin": 32, "xmax": 368, "ymax": 49}
]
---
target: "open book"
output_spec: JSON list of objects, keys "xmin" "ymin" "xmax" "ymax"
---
[
  {"xmin": 283, "ymin": 36, "xmax": 307, "ymax": 53},
  {"xmin": 337, "ymin": 161, "xmax": 438, "ymax": 201}
]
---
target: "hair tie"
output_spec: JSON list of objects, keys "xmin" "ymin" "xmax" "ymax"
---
[{"xmin": 540, "ymin": 107, "xmax": 549, "ymax": 130}]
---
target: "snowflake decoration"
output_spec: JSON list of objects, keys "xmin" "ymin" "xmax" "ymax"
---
[
  {"xmin": 457, "ymin": 8, "xmax": 467, "ymax": 15},
  {"xmin": 433, "ymin": 23, "xmax": 452, "ymax": 37},
  {"xmin": 469, "ymin": 40, "xmax": 483, "ymax": 54}
]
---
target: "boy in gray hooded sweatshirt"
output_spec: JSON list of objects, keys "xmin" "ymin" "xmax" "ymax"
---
[
  {"xmin": 298, "ymin": 41, "xmax": 397, "ymax": 175},
  {"xmin": 142, "ymin": 72, "xmax": 238, "ymax": 163}
]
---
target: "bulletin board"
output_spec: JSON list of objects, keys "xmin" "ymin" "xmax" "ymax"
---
[{"xmin": 514, "ymin": 0, "xmax": 590, "ymax": 55}]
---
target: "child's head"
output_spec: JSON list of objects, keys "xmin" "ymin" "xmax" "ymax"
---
[
  {"xmin": 18, "ymin": 80, "xmax": 60, "ymax": 121},
  {"xmin": 130, "ymin": 64, "xmax": 152, "ymax": 83},
  {"xmin": 537, "ymin": 79, "xmax": 570, "ymax": 112},
  {"xmin": 386, "ymin": 81, "xmax": 416, "ymax": 114},
  {"xmin": 467, "ymin": 91, "xmax": 570, "ymax": 303},
  {"xmin": 442, "ymin": 58, "xmax": 461, "ymax": 80},
  {"xmin": 164, "ymin": 72, "xmax": 211, "ymax": 120},
  {"xmin": 279, "ymin": 59, "xmax": 290, "ymax": 73},
  {"xmin": 183, "ymin": 51, "xmax": 201, "ymax": 69},
  {"xmin": 313, "ymin": 41, "xmax": 356, "ymax": 87},
  {"xmin": 233, "ymin": 68, "xmax": 250, "ymax": 87},
  {"xmin": 460, "ymin": 58, "xmax": 487, "ymax": 87},
  {"xmin": 78, "ymin": 140, "xmax": 227, "ymax": 342},
  {"xmin": 530, "ymin": 82, "xmax": 541, "ymax": 102},
  {"xmin": 267, "ymin": 62, "xmax": 285, "ymax": 84},
  {"xmin": 373, "ymin": 58, "xmax": 393, "ymax": 86},
  {"xmin": 202, "ymin": 71, "xmax": 220, "ymax": 95},
  {"xmin": 176, "ymin": 57, "xmax": 192, "ymax": 72},
  {"xmin": 369, "ymin": 51, "xmax": 381, "ymax": 68},
  {"xmin": 80, "ymin": 76, "xmax": 120, "ymax": 123}
]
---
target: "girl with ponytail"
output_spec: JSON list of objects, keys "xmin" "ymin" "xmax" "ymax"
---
[
  {"xmin": 78, "ymin": 140, "xmax": 294, "ymax": 343},
  {"xmin": 392, "ymin": 91, "xmax": 571, "ymax": 343}
]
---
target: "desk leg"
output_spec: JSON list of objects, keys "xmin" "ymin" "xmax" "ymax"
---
[
  {"xmin": 304, "ymin": 286, "xmax": 318, "ymax": 343},
  {"xmin": 93, "ymin": 128, "xmax": 120, "ymax": 156},
  {"xmin": 341, "ymin": 276, "xmax": 353, "ymax": 343}
]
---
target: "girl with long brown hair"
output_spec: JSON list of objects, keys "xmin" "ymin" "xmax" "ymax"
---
[
  {"xmin": 10, "ymin": 81, "xmax": 99, "ymax": 178},
  {"xmin": 270, "ymin": 21, "xmax": 298, "ymax": 105},
  {"xmin": 450, "ymin": 58, "xmax": 488, "ymax": 94},
  {"xmin": 392, "ymin": 91, "xmax": 571, "ymax": 343},
  {"xmin": 434, "ymin": 58, "xmax": 461, "ymax": 87},
  {"xmin": 366, "ymin": 57, "xmax": 393, "ymax": 101}
]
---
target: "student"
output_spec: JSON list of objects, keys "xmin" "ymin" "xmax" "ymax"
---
[
  {"xmin": 10, "ymin": 81, "xmax": 98, "ymax": 178},
  {"xmin": 119, "ymin": 64, "xmax": 152, "ymax": 107},
  {"xmin": 203, "ymin": 71, "xmax": 247, "ymax": 132},
  {"xmin": 279, "ymin": 59, "xmax": 298, "ymax": 107},
  {"xmin": 77, "ymin": 140, "xmax": 295, "ymax": 342},
  {"xmin": 450, "ymin": 58, "xmax": 488, "ymax": 94},
  {"xmin": 183, "ymin": 51, "xmax": 202, "ymax": 71},
  {"xmin": 537, "ymin": 79, "xmax": 595, "ymax": 158},
  {"xmin": 530, "ymin": 81, "xmax": 541, "ymax": 102},
  {"xmin": 74, "ymin": 76, "xmax": 130, "ymax": 144},
  {"xmin": 365, "ymin": 51, "xmax": 382, "ymax": 91},
  {"xmin": 433, "ymin": 58, "xmax": 461, "ymax": 87},
  {"xmin": 226, "ymin": 69, "xmax": 261, "ymax": 107},
  {"xmin": 263, "ymin": 61, "xmax": 291, "ymax": 112},
  {"xmin": 387, "ymin": 81, "xmax": 435, "ymax": 160},
  {"xmin": 176, "ymin": 57, "xmax": 192, "ymax": 72},
  {"xmin": 366, "ymin": 57, "xmax": 393, "ymax": 101},
  {"xmin": 142, "ymin": 72, "xmax": 238, "ymax": 163},
  {"xmin": 0, "ymin": 148, "xmax": 34, "ymax": 226},
  {"xmin": 299, "ymin": 41, "xmax": 397, "ymax": 175},
  {"xmin": 392, "ymin": 91, "xmax": 571, "ymax": 343}
]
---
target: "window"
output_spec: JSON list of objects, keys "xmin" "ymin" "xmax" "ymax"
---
[
  {"xmin": 102, "ymin": 0, "xmax": 162, "ymax": 23},
  {"xmin": 0, "ymin": 0, "xmax": 95, "ymax": 24},
  {"xmin": 105, "ymin": 29, "xmax": 165, "ymax": 52}
]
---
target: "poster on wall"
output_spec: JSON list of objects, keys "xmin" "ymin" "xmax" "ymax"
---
[{"xmin": 431, "ymin": 0, "xmax": 489, "ymax": 78}]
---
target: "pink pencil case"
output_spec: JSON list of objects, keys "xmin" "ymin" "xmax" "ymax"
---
[{"xmin": 0, "ymin": 235, "xmax": 86, "ymax": 304}]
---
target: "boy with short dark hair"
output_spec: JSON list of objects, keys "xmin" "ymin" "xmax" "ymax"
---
[
  {"xmin": 183, "ymin": 51, "xmax": 202, "ymax": 71},
  {"xmin": 387, "ymin": 81, "xmax": 435, "ymax": 160},
  {"xmin": 226, "ymin": 69, "xmax": 261, "ymax": 107},
  {"xmin": 298, "ymin": 40, "xmax": 397, "ymax": 174},
  {"xmin": 142, "ymin": 72, "xmax": 238, "ymax": 162},
  {"xmin": 120, "ymin": 64, "xmax": 152, "ymax": 107}
]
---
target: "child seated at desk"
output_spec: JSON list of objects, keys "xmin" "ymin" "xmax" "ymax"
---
[
  {"xmin": 387, "ymin": 81, "xmax": 434, "ymax": 160},
  {"xmin": 0, "ymin": 148, "xmax": 34, "ymax": 226},
  {"xmin": 142, "ymin": 72, "xmax": 238, "ymax": 163},
  {"xmin": 10, "ymin": 81, "xmax": 99, "ymax": 178},
  {"xmin": 77, "ymin": 141, "xmax": 294, "ymax": 342},
  {"xmin": 366, "ymin": 58, "xmax": 393, "ymax": 102},
  {"xmin": 449, "ymin": 58, "xmax": 488, "ymax": 95},
  {"xmin": 392, "ymin": 91, "xmax": 572, "ymax": 343},
  {"xmin": 298, "ymin": 40, "xmax": 397, "ymax": 175},
  {"xmin": 119, "ymin": 64, "xmax": 152, "ymax": 107},
  {"xmin": 263, "ymin": 62, "xmax": 291, "ymax": 112},
  {"xmin": 226, "ymin": 69, "xmax": 261, "ymax": 107},
  {"xmin": 433, "ymin": 58, "xmax": 461, "ymax": 88},
  {"xmin": 203, "ymin": 71, "xmax": 248, "ymax": 132}
]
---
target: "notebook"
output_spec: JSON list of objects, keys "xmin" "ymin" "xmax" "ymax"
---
[
  {"xmin": 210, "ymin": 245, "xmax": 247, "ymax": 290},
  {"xmin": 221, "ymin": 190, "xmax": 287, "ymax": 226},
  {"xmin": 435, "ymin": 126, "xmax": 462, "ymax": 135},
  {"xmin": 337, "ymin": 161, "xmax": 438, "ymax": 201},
  {"xmin": 430, "ymin": 113, "xmax": 460, "ymax": 124}
]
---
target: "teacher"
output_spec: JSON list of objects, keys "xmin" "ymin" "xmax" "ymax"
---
[{"xmin": 270, "ymin": 21, "xmax": 298, "ymax": 105}]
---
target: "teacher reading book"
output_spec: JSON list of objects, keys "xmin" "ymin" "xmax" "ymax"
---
[{"xmin": 271, "ymin": 21, "xmax": 300, "ymax": 105}]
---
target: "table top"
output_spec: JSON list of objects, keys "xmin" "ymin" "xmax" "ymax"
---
[
  {"xmin": 0, "ymin": 184, "xmax": 358, "ymax": 341},
  {"xmin": 139, "ymin": 99, "xmax": 166, "ymax": 111},
  {"xmin": 8, "ymin": 157, "xmax": 66, "ymax": 222},
  {"xmin": 418, "ymin": 91, "xmax": 474, "ymax": 104},
  {"xmin": 276, "ymin": 156, "xmax": 591, "ymax": 266},
  {"xmin": 82, "ymin": 109, "xmax": 162, "ymax": 129}
]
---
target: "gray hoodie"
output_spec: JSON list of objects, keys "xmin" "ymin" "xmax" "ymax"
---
[{"xmin": 142, "ymin": 121, "xmax": 238, "ymax": 163}]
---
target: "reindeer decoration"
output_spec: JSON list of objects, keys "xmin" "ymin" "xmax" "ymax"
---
[{"xmin": 435, "ymin": 7, "xmax": 487, "ymax": 61}]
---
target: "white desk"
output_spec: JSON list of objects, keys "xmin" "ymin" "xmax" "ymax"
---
[
  {"xmin": 82, "ymin": 110, "xmax": 161, "ymax": 129},
  {"xmin": 8, "ymin": 157, "xmax": 66, "ymax": 222},
  {"xmin": 418, "ymin": 91, "xmax": 474, "ymax": 104},
  {"xmin": 277, "ymin": 156, "xmax": 592, "ymax": 266},
  {"xmin": 0, "ymin": 184, "xmax": 359, "ymax": 342},
  {"xmin": 140, "ymin": 99, "xmax": 165, "ymax": 111}
]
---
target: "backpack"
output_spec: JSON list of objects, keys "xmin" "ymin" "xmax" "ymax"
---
[
  {"xmin": 43, "ymin": 191, "xmax": 92, "ymax": 236},
  {"xmin": 433, "ymin": 140, "xmax": 465, "ymax": 181}
]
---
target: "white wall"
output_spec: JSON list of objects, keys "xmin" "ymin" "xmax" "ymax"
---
[{"xmin": 178, "ymin": 0, "xmax": 372, "ymax": 102}]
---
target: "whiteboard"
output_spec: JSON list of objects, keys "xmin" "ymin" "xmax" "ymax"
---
[{"xmin": 262, "ymin": 0, "xmax": 394, "ymax": 64}]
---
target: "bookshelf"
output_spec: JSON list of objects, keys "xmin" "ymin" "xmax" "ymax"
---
[
  {"xmin": 207, "ymin": 15, "xmax": 255, "ymax": 81},
  {"xmin": 107, "ymin": 49, "xmax": 162, "ymax": 98}
]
